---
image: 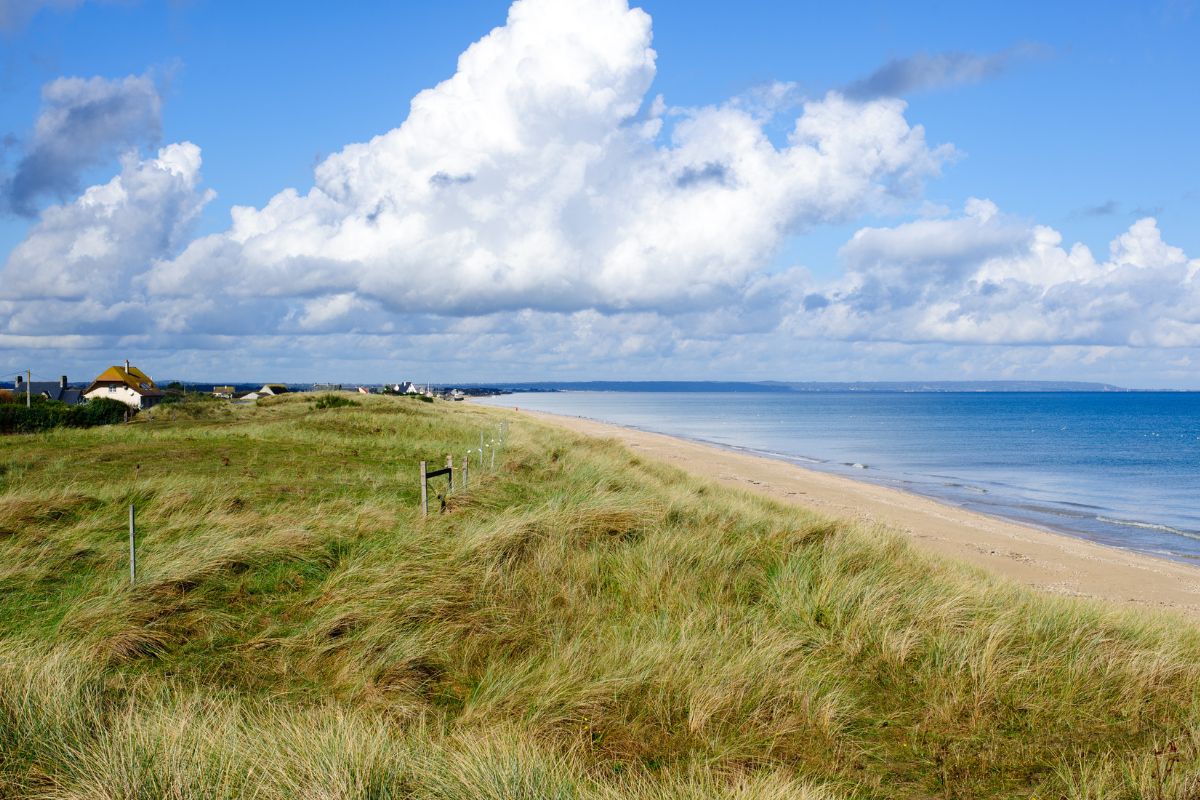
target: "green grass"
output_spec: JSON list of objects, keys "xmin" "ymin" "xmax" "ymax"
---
[
  {"xmin": 313, "ymin": 393, "xmax": 361, "ymax": 410},
  {"xmin": 1, "ymin": 394, "xmax": 1199, "ymax": 799}
]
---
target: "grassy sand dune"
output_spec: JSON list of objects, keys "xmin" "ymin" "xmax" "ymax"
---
[{"xmin": 1, "ymin": 394, "xmax": 1198, "ymax": 798}]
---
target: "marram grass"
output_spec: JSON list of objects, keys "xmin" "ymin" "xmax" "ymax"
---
[{"xmin": 1, "ymin": 393, "xmax": 1199, "ymax": 798}]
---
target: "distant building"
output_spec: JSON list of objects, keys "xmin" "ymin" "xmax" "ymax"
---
[
  {"xmin": 13, "ymin": 375, "xmax": 84, "ymax": 405},
  {"xmin": 212, "ymin": 385, "xmax": 235, "ymax": 399},
  {"xmin": 314, "ymin": 383, "xmax": 343, "ymax": 392},
  {"xmin": 239, "ymin": 384, "xmax": 290, "ymax": 401},
  {"xmin": 83, "ymin": 361, "xmax": 164, "ymax": 409}
]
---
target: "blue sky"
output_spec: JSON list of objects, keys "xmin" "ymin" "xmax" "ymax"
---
[{"xmin": 1, "ymin": 0, "xmax": 1198, "ymax": 386}]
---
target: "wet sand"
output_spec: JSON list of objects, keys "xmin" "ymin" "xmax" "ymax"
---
[{"xmin": 523, "ymin": 408, "xmax": 1200, "ymax": 620}]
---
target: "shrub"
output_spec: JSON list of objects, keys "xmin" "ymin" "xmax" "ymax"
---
[
  {"xmin": 0, "ymin": 397, "xmax": 131, "ymax": 434},
  {"xmin": 314, "ymin": 394, "xmax": 360, "ymax": 410},
  {"xmin": 0, "ymin": 389, "xmax": 15, "ymax": 404},
  {"xmin": 159, "ymin": 389, "xmax": 219, "ymax": 406},
  {"xmin": 71, "ymin": 397, "xmax": 131, "ymax": 427}
]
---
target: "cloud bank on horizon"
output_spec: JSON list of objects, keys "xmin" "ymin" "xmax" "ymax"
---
[{"xmin": 0, "ymin": 0, "xmax": 1197, "ymax": 385}]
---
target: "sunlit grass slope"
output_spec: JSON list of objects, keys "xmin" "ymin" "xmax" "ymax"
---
[{"xmin": 1, "ymin": 394, "xmax": 1198, "ymax": 799}]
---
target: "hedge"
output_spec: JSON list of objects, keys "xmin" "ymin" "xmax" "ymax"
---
[{"xmin": 0, "ymin": 397, "xmax": 132, "ymax": 434}]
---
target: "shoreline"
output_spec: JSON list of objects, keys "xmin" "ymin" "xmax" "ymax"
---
[
  {"xmin": 513, "ymin": 406, "xmax": 1200, "ymax": 619},
  {"xmin": 601, "ymin": 422, "xmax": 1199, "ymax": 567}
]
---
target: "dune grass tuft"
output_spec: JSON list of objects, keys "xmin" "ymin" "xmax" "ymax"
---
[{"xmin": 1, "ymin": 394, "xmax": 1198, "ymax": 798}]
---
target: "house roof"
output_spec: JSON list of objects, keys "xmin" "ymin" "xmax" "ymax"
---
[
  {"xmin": 84, "ymin": 365, "xmax": 164, "ymax": 397},
  {"xmin": 23, "ymin": 382, "xmax": 63, "ymax": 397},
  {"xmin": 19, "ymin": 382, "xmax": 82, "ymax": 404}
]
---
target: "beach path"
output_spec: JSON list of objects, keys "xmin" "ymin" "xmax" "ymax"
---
[{"xmin": 526, "ymin": 409, "xmax": 1200, "ymax": 620}]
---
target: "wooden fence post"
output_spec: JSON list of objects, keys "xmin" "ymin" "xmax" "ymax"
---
[
  {"xmin": 420, "ymin": 461, "xmax": 428, "ymax": 517},
  {"xmin": 463, "ymin": 453, "xmax": 469, "ymax": 489},
  {"xmin": 128, "ymin": 503, "xmax": 137, "ymax": 585}
]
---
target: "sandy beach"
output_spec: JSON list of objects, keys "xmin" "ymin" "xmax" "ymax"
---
[{"xmin": 521, "ymin": 408, "xmax": 1200, "ymax": 619}]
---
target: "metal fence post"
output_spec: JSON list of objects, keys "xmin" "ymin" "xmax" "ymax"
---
[
  {"xmin": 128, "ymin": 503, "xmax": 137, "ymax": 585},
  {"xmin": 420, "ymin": 461, "xmax": 428, "ymax": 517}
]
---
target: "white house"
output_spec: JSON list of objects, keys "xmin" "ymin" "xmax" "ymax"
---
[
  {"xmin": 83, "ymin": 361, "xmax": 164, "ymax": 410},
  {"xmin": 239, "ymin": 384, "xmax": 289, "ymax": 401}
]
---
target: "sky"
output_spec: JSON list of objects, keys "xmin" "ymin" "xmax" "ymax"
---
[{"xmin": 0, "ymin": 0, "xmax": 1197, "ymax": 388}]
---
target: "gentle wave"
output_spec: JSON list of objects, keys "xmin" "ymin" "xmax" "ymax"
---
[
  {"xmin": 1095, "ymin": 516, "xmax": 1200, "ymax": 541},
  {"xmin": 942, "ymin": 481, "xmax": 989, "ymax": 494}
]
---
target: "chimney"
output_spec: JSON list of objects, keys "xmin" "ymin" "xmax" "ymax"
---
[
  {"xmin": 60, "ymin": 375, "xmax": 68, "ymax": 389},
  {"xmin": 124, "ymin": 359, "xmax": 130, "ymax": 373},
  {"xmin": 14, "ymin": 375, "xmax": 21, "ymax": 388}
]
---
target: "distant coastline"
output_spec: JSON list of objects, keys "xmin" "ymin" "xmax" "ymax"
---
[
  {"xmin": 471, "ymin": 379, "xmax": 1133, "ymax": 393},
  {"xmin": 149, "ymin": 379, "xmax": 1200, "ymax": 395}
]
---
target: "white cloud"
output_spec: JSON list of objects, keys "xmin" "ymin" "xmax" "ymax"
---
[
  {"xmin": 0, "ymin": 143, "xmax": 213, "ymax": 333},
  {"xmin": 801, "ymin": 202, "xmax": 1200, "ymax": 348},
  {"xmin": 145, "ymin": 0, "xmax": 946, "ymax": 325},
  {"xmin": 2, "ymin": 0, "xmax": 1198, "ymax": 389}
]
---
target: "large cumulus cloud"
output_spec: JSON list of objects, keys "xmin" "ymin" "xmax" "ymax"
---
[{"xmin": 144, "ymin": 0, "xmax": 946, "ymax": 327}]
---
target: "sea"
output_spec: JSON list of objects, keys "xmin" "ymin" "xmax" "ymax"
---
[{"xmin": 475, "ymin": 391, "xmax": 1200, "ymax": 563}]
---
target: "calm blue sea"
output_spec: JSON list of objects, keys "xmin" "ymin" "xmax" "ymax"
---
[{"xmin": 476, "ymin": 391, "xmax": 1200, "ymax": 563}]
